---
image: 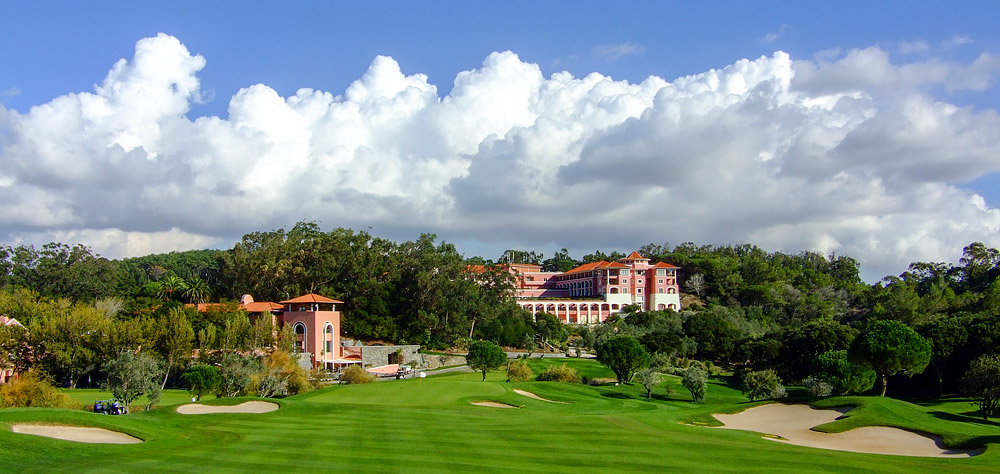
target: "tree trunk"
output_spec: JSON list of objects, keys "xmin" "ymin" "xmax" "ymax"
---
[
  {"xmin": 880, "ymin": 374, "xmax": 888, "ymax": 397},
  {"xmin": 160, "ymin": 354, "xmax": 174, "ymax": 391}
]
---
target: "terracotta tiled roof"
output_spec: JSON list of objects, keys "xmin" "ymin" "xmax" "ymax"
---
[
  {"xmin": 279, "ymin": 293, "xmax": 343, "ymax": 304},
  {"xmin": 563, "ymin": 261, "xmax": 609, "ymax": 274},
  {"xmin": 243, "ymin": 301, "xmax": 283, "ymax": 312},
  {"xmin": 653, "ymin": 262, "xmax": 680, "ymax": 268},
  {"xmin": 626, "ymin": 251, "xmax": 645, "ymax": 259}
]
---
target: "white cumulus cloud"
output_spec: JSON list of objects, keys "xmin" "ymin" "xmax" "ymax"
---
[{"xmin": 1, "ymin": 34, "xmax": 1000, "ymax": 280}]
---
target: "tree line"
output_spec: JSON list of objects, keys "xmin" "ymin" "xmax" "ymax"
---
[{"xmin": 1, "ymin": 223, "xmax": 999, "ymax": 413}]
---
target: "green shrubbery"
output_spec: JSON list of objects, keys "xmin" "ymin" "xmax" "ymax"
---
[
  {"xmin": 741, "ymin": 369, "xmax": 786, "ymax": 401},
  {"xmin": 506, "ymin": 359, "xmax": 533, "ymax": 382},
  {"xmin": 536, "ymin": 363, "xmax": 581, "ymax": 383},
  {"xmin": 0, "ymin": 370, "xmax": 71, "ymax": 408},
  {"xmin": 339, "ymin": 365, "xmax": 375, "ymax": 384}
]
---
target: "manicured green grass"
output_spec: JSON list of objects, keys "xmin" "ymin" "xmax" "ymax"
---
[
  {"xmin": 60, "ymin": 388, "xmax": 196, "ymax": 410},
  {"xmin": 1, "ymin": 359, "xmax": 997, "ymax": 473}
]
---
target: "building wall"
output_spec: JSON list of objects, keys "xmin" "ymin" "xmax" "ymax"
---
[
  {"xmin": 281, "ymin": 309, "xmax": 341, "ymax": 369},
  {"xmin": 358, "ymin": 345, "xmax": 421, "ymax": 367},
  {"xmin": 508, "ymin": 253, "xmax": 681, "ymax": 323}
]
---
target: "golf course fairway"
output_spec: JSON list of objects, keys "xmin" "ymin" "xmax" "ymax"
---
[{"xmin": 0, "ymin": 359, "xmax": 997, "ymax": 473}]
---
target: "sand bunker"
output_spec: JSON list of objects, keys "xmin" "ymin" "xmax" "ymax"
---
[
  {"xmin": 12, "ymin": 424, "xmax": 142, "ymax": 444},
  {"xmin": 713, "ymin": 404, "xmax": 981, "ymax": 458},
  {"xmin": 176, "ymin": 401, "xmax": 279, "ymax": 415},
  {"xmin": 513, "ymin": 389, "xmax": 567, "ymax": 404},
  {"xmin": 471, "ymin": 401, "xmax": 519, "ymax": 408}
]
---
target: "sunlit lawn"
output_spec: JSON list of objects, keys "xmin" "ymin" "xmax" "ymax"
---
[{"xmin": 0, "ymin": 359, "xmax": 995, "ymax": 473}]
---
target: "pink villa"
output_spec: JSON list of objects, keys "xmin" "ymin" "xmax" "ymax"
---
[
  {"xmin": 492, "ymin": 251, "xmax": 681, "ymax": 324},
  {"xmin": 238, "ymin": 293, "xmax": 357, "ymax": 370},
  {"xmin": 0, "ymin": 315, "xmax": 24, "ymax": 384}
]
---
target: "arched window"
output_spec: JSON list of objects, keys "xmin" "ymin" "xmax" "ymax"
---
[
  {"xmin": 293, "ymin": 322, "xmax": 307, "ymax": 352},
  {"xmin": 324, "ymin": 323, "xmax": 335, "ymax": 355},
  {"xmin": 667, "ymin": 288, "xmax": 676, "ymax": 294}
]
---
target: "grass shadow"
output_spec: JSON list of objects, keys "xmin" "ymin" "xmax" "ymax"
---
[{"xmin": 929, "ymin": 410, "xmax": 1000, "ymax": 428}]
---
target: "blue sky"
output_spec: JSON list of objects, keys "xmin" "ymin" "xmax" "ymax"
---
[{"xmin": 1, "ymin": 1, "xmax": 999, "ymax": 280}]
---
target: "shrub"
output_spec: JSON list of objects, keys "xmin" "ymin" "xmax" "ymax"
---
[
  {"xmin": 218, "ymin": 353, "xmax": 260, "ymax": 397},
  {"xmin": 0, "ymin": 370, "xmax": 70, "ymax": 408},
  {"xmin": 339, "ymin": 365, "xmax": 375, "ymax": 384},
  {"xmin": 536, "ymin": 364, "xmax": 581, "ymax": 383},
  {"xmin": 742, "ymin": 369, "xmax": 786, "ymax": 401},
  {"xmin": 803, "ymin": 376, "xmax": 833, "ymax": 397},
  {"xmin": 250, "ymin": 350, "xmax": 313, "ymax": 398},
  {"xmin": 962, "ymin": 353, "xmax": 1000, "ymax": 420},
  {"xmin": 682, "ymin": 366, "xmax": 707, "ymax": 403},
  {"xmin": 506, "ymin": 359, "xmax": 533, "ymax": 382},
  {"xmin": 811, "ymin": 350, "xmax": 876, "ymax": 395}
]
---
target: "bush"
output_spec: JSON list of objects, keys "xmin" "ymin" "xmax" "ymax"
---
[
  {"xmin": 339, "ymin": 365, "xmax": 375, "ymax": 384},
  {"xmin": 803, "ymin": 376, "xmax": 833, "ymax": 397},
  {"xmin": 536, "ymin": 364, "xmax": 581, "ymax": 383},
  {"xmin": 811, "ymin": 350, "xmax": 876, "ymax": 395},
  {"xmin": 250, "ymin": 350, "xmax": 313, "ymax": 398},
  {"xmin": 0, "ymin": 370, "xmax": 70, "ymax": 408},
  {"xmin": 218, "ymin": 353, "xmax": 260, "ymax": 397},
  {"xmin": 742, "ymin": 369, "xmax": 786, "ymax": 401},
  {"xmin": 506, "ymin": 360, "xmax": 533, "ymax": 382},
  {"xmin": 682, "ymin": 366, "xmax": 707, "ymax": 403},
  {"xmin": 962, "ymin": 353, "xmax": 1000, "ymax": 420}
]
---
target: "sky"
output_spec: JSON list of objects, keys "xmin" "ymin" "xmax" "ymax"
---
[{"xmin": 1, "ymin": 1, "xmax": 999, "ymax": 282}]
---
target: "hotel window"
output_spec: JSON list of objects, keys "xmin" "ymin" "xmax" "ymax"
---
[
  {"xmin": 622, "ymin": 279, "xmax": 628, "ymax": 284},
  {"xmin": 656, "ymin": 269, "xmax": 666, "ymax": 276},
  {"xmin": 620, "ymin": 269, "xmax": 630, "ymax": 276},
  {"xmin": 637, "ymin": 288, "xmax": 643, "ymax": 294},
  {"xmin": 623, "ymin": 288, "xmax": 629, "ymax": 293},
  {"xmin": 637, "ymin": 279, "xmax": 642, "ymax": 284},
  {"xmin": 658, "ymin": 279, "xmax": 664, "ymax": 284},
  {"xmin": 658, "ymin": 288, "xmax": 664, "ymax": 293}
]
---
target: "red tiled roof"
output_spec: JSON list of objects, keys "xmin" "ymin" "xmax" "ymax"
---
[
  {"xmin": 243, "ymin": 301, "xmax": 283, "ymax": 312},
  {"xmin": 563, "ymin": 260, "xmax": 630, "ymax": 275},
  {"xmin": 653, "ymin": 262, "xmax": 680, "ymax": 268},
  {"xmin": 279, "ymin": 293, "xmax": 343, "ymax": 304},
  {"xmin": 626, "ymin": 251, "xmax": 645, "ymax": 259}
]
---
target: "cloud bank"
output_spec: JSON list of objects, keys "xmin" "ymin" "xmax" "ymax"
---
[{"xmin": 2, "ymin": 33, "xmax": 1000, "ymax": 280}]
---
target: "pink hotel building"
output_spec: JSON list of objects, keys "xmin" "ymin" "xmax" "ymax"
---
[{"xmin": 505, "ymin": 251, "xmax": 680, "ymax": 324}]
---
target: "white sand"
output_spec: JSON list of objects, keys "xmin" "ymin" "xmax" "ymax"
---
[
  {"xmin": 12, "ymin": 424, "xmax": 142, "ymax": 444},
  {"xmin": 176, "ymin": 401, "xmax": 279, "ymax": 415},
  {"xmin": 513, "ymin": 389, "xmax": 567, "ymax": 403},
  {"xmin": 713, "ymin": 404, "xmax": 981, "ymax": 458},
  {"xmin": 471, "ymin": 401, "xmax": 519, "ymax": 408}
]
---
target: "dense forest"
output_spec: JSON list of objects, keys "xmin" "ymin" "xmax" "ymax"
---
[{"xmin": 1, "ymin": 221, "xmax": 998, "ymax": 400}]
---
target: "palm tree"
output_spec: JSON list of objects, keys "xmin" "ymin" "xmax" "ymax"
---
[
  {"xmin": 184, "ymin": 278, "xmax": 211, "ymax": 304},
  {"xmin": 157, "ymin": 275, "xmax": 188, "ymax": 301}
]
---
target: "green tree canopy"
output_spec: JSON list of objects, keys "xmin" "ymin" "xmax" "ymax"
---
[
  {"xmin": 101, "ymin": 350, "xmax": 163, "ymax": 413},
  {"xmin": 466, "ymin": 340, "xmax": 508, "ymax": 381},
  {"xmin": 596, "ymin": 335, "xmax": 651, "ymax": 384},
  {"xmin": 182, "ymin": 364, "xmax": 222, "ymax": 401},
  {"xmin": 962, "ymin": 353, "xmax": 1000, "ymax": 420},
  {"xmin": 848, "ymin": 319, "xmax": 931, "ymax": 397},
  {"xmin": 811, "ymin": 350, "xmax": 876, "ymax": 395}
]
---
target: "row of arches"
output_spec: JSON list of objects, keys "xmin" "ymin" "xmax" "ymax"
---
[
  {"xmin": 520, "ymin": 301, "xmax": 679, "ymax": 324},
  {"xmin": 292, "ymin": 321, "xmax": 337, "ymax": 355}
]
